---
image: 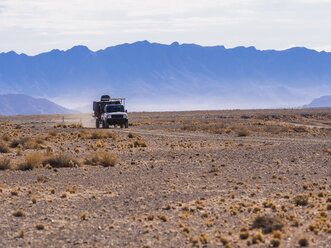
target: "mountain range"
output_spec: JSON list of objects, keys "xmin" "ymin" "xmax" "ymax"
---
[
  {"xmin": 302, "ymin": 95, "xmax": 331, "ymax": 108},
  {"xmin": 0, "ymin": 41, "xmax": 330, "ymax": 111},
  {"xmin": 0, "ymin": 94, "xmax": 74, "ymax": 115}
]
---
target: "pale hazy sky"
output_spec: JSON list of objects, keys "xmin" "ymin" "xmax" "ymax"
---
[{"xmin": 0, "ymin": 0, "xmax": 330, "ymax": 55}]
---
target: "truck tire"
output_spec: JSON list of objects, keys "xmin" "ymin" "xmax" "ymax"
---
[
  {"xmin": 125, "ymin": 121, "xmax": 129, "ymax": 128},
  {"xmin": 104, "ymin": 121, "xmax": 109, "ymax": 129},
  {"xmin": 120, "ymin": 124, "xmax": 124, "ymax": 128},
  {"xmin": 96, "ymin": 119, "xmax": 100, "ymax": 129}
]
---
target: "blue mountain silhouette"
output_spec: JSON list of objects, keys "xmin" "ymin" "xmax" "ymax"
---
[
  {"xmin": 0, "ymin": 41, "xmax": 330, "ymax": 109},
  {"xmin": 302, "ymin": 95, "xmax": 331, "ymax": 108},
  {"xmin": 0, "ymin": 94, "xmax": 75, "ymax": 115}
]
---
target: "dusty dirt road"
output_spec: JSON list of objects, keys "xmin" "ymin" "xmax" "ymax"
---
[{"xmin": 0, "ymin": 109, "xmax": 330, "ymax": 248}]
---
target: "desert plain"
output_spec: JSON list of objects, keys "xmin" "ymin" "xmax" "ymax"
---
[{"xmin": 0, "ymin": 108, "xmax": 330, "ymax": 248}]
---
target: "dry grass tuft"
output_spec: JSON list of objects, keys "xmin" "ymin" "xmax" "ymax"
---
[
  {"xmin": 35, "ymin": 223, "xmax": 45, "ymax": 230},
  {"xmin": 31, "ymin": 195, "xmax": 37, "ymax": 204},
  {"xmin": 68, "ymin": 123, "xmax": 83, "ymax": 128},
  {"xmin": 12, "ymin": 209, "xmax": 26, "ymax": 217},
  {"xmin": 252, "ymin": 231, "xmax": 264, "ymax": 244},
  {"xmin": 36, "ymin": 175, "xmax": 49, "ymax": 183},
  {"xmin": 158, "ymin": 215, "xmax": 168, "ymax": 222},
  {"xmin": 128, "ymin": 132, "xmax": 135, "ymax": 138},
  {"xmin": 44, "ymin": 153, "xmax": 80, "ymax": 168},
  {"xmin": 10, "ymin": 136, "xmax": 45, "ymax": 149},
  {"xmin": 17, "ymin": 229, "xmax": 25, "ymax": 238},
  {"xmin": 0, "ymin": 157, "xmax": 11, "ymax": 170},
  {"xmin": 0, "ymin": 141, "xmax": 10, "ymax": 153},
  {"xmin": 236, "ymin": 128, "xmax": 250, "ymax": 137},
  {"xmin": 17, "ymin": 152, "xmax": 79, "ymax": 170},
  {"xmin": 273, "ymin": 230, "xmax": 282, "ymax": 240},
  {"xmin": 17, "ymin": 152, "xmax": 44, "ymax": 170},
  {"xmin": 80, "ymin": 212, "xmax": 88, "ymax": 221},
  {"xmin": 134, "ymin": 140, "xmax": 148, "ymax": 147},
  {"xmin": 66, "ymin": 186, "xmax": 77, "ymax": 194},
  {"xmin": 239, "ymin": 228, "xmax": 249, "ymax": 240},
  {"xmin": 48, "ymin": 130, "xmax": 58, "ymax": 137},
  {"xmin": 298, "ymin": 237, "xmax": 309, "ymax": 247},
  {"xmin": 11, "ymin": 188, "xmax": 19, "ymax": 196},
  {"xmin": 10, "ymin": 137, "xmax": 30, "ymax": 148},
  {"xmin": 89, "ymin": 130, "xmax": 116, "ymax": 140},
  {"xmin": 87, "ymin": 152, "xmax": 118, "ymax": 167},
  {"xmin": 270, "ymin": 239, "xmax": 281, "ymax": 247},
  {"xmin": 1, "ymin": 133, "xmax": 11, "ymax": 142}
]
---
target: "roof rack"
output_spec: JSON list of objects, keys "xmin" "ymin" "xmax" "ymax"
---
[
  {"xmin": 96, "ymin": 98, "xmax": 125, "ymax": 106},
  {"xmin": 108, "ymin": 98, "xmax": 125, "ymax": 106}
]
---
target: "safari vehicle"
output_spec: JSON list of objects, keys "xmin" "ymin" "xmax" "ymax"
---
[{"xmin": 93, "ymin": 95, "xmax": 128, "ymax": 129}]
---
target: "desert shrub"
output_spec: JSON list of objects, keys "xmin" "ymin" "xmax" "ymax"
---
[
  {"xmin": 298, "ymin": 237, "xmax": 309, "ymax": 247},
  {"xmin": 1, "ymin": 133, "xmax": 11, "ymax": 142},
  {"xmin": 66, "ymin": 186, "xmax": 77, "ymax": 194},
  {"xmin": 270, "ymin": 239, "xmax": 281, "ymax": 247},
  {"xmin": 17, "ymin": 229, "xmax": 25, "ymax": 238},
  {"xmin": 273, "ymin": 230, "xmax": 282, "ymax": 240},
  {"xmin": 17, "ymin": 152, "xmax": 44, "ymax": 170},
  {"xmin": 89, "ymin": 130, "xmax": 116, "ymax": 140},
  {"xmin": 24, "ymin": 136, "xmax": 45, "ymax": 149},
  {"xmin": 87, "ymin": 152, "xmax": 118, "ymax": 167},
  {"xmin": 36, "ymin": 175, "xmax": 49, "ymax": 183},
  {"xmin": 10, "ymin": 136, "xmax": 45, "ymax": 149},
  {"xmin": 181, "ymin": 122, "xmax": 227, "ymax": 134},
  {"xmin": 294, "ymin": 194, "xmax": 309, "ymax": 206},
  {"xmin": 128, "ymin": 132, "xmax": 135, "ymax": 138},
  {"xmin": 17, "ymin": 152, "xmax": 77, "ymax": 170},
  {"xmin": 15, "ymin": 124, "xmax": 22, "ymax": 129},
  {"xmin": 10, "ymin": 137, "xmax": 30, "ymax": 148},
  {"xmin": 252, "ymin": 215, "xmax": 284, "ymax": 234},
  {"xmin": 80, "ymin": 212, "xmax": 88, "ymax": 221},
  {"xmin": 35, "ymin": 223, "xmax": 45, "ymax": 230},
  {"xmin": 0, "ymin": 141, "xmax": 10, "ymax": 153},
  {"xmin": 48, "ymin": 130, "xmax": 58, "ymax": 137},
  {"xmin": 68, "ymin": 123, "xmax": 83, "ymax": 128},
  {"xmin": 182, "ymin": 124, "xmax": 198, "ymax": 131},
  {"xmin": 134, "ymin": 140, "xmax": 147, "ymax": 147},
  {"xmin": 264, "ymin": 126, "xmax": 289, "ymax": 135},
  {"xmin": 0, "ymin": 157, "xmax": 11, "ymax": 170},
  {"xmin": 252, "ymin": 231, "xmax": 264, "ymax": 244},
  {"xmin": 236, "ymin": 128, "xmax": 250, "ymax": 137},
  {"xmin": 90, "ymin": 131, "xmax": 103, "ymax": 139},
  {"xmin": 292, "ymin": 126, "xmax": 307, "ymax": 133},
  {"xmin": 12, "ymin": 209, "xmax": 26, "ymax": 217},
  {"xmin": 44, "ymin": 153, "xmax": 79, "ymax": 168},
  {"xmin": 239, "ymin": 228, "xmax": 249, "ymax": 239}
]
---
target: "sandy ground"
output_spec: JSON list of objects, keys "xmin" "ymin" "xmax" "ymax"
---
[{"xmin": 0, "ymin": 108, "xmax": 330, "ymax": 248}]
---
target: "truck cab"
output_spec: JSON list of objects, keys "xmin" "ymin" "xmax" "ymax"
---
[
  {"xmin": 102, "ymin": 104, "xmax": 128, "ymax": 128},
  {"xmin": 93, "ymin": 95, "xmax": 129, "ymax": 129}
]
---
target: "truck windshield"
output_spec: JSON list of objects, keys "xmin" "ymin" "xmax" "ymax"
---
[{"xmin": 106, "ymin": 105, "xmax": 124, "ymax": 113}]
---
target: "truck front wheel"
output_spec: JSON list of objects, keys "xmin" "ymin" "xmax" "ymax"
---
[
  {"xmin": 96, "ymin": 119, "xmax": 100, "ymax": 129},
  {"xmin": 125, "ymin": 121, "xmax": 129, "ymax": 128},
  {"xmin": 102, "ymin": 120, "xmax": 109, "ymax": 129}
]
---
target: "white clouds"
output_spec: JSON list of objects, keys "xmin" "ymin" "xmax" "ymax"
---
[{"xmin": 0, "ymin": 0, "xmax": 330, "ymax": 54}]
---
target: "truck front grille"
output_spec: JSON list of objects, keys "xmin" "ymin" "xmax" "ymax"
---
[{"xmin": 111, "ymin": 114, "xmax": 124, "ymax": 118}]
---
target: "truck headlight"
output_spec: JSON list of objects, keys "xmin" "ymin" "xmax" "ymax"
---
[
  {"xmin": 123, "ymin": 114, "xmax": 127, "ymax": 118},
  {"xmin": 107, "ymin": 114, "xmax": 112, "ymax": 118}
]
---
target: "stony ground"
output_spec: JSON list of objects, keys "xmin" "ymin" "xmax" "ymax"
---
[{"xmin": 0, "ymin": 109, "xmax": 330, "ymax": 248}]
